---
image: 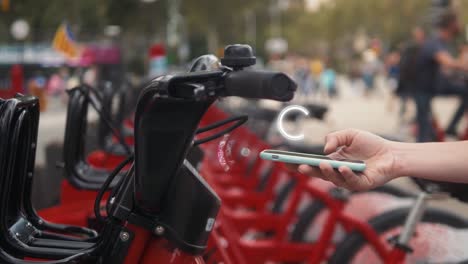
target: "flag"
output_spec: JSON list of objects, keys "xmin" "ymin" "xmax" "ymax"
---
[
  {"xmin": 1, "ymin": 0, "xmax": 9, "ymax": 12},
  {"xmin": 52, "ymin": 23, "xmax": 80, "ymax": 59}
]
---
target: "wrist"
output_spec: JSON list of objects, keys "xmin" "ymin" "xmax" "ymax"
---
[{"xmin": 388, "ymin": 141, "xmax": 410, "ymax": 179}]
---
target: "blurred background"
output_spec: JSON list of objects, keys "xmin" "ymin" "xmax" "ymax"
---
[
  {"xmin": 1, "ymin": 0, "xmax": 468, "ymax": 211},
  {"xmin": 2, "ymin": 0, "xmax": 468, "ymax": 81}
]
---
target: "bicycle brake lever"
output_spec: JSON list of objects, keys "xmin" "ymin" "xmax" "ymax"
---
[{"xmin": 171, "ymin": 82, "xmax": 206, "ymax": 99}]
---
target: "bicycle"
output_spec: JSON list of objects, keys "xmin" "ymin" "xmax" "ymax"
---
[
  {"xmin": 329, "ymin": 181, "xmax": 468, "ymax": 263},
  {"xmin": 0, "ymin": 44, "xmax": 297, "ymax": 263}
]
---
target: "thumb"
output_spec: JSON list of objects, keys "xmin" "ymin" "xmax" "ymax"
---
[{"xmin": 324, "ymin": 129, "xmax": 359, "ymax": 154}]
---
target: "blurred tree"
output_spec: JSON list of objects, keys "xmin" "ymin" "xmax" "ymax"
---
[
  {"xmin": 2, "ymin": 0, "xmax": 468, "ymax": 64},
  {"xmin": 282, "ymin": 0, "xmax": 433, "ymax": 70}
]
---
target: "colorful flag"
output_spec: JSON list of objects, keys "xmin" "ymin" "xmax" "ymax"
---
[
  {"xmin": 1, "ymin": 0, "xmax": 9, "ymax": 12},
  {"xmin": 52, "ymin": 23, "xmax": 80, "ymax": 59}
]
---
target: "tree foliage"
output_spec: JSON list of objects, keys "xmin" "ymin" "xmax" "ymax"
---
[{"xmin": 2, "ymin": 0, "xmax": 468, "ymax": 58}]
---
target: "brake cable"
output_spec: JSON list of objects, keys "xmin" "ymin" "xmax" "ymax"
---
[
  {"xmin": 77, "ymin": 85, "xmax": 133, "ymax": 155},
  {"xmin": 194, "ymin": 115, "xmax": 248, "ymax": 146},
  {"xmin": 94, "ymin": 154, "xmax": 134, "ymax": 223}
]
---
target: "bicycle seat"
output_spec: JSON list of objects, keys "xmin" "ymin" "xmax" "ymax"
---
[
  {"xmin": 63, "ymin": 86, "xmax": 126, "ymax": 190},
  {"xmin": 412, "ymin": 177, "xmax": 468, "ymax": 202},
  {"xmin": 0, "ymin": 96, "xmax": 96, "ymax": 259}
]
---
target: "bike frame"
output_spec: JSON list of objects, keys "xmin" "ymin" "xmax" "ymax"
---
[
  {"xmin": 37, "ymin": 61, "xmax": 407, "ymax": 263},
  {"xmin": 192, "ymin": 105, "xmax": 411, "ymax": 263},
  {"xmin": 39, "ymin": 99, "xmax": 410, "ymax": 263}
]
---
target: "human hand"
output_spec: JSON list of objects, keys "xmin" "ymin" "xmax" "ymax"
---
[{"xmin": 298, "ymin": 129, "xmax": 398, "ymax": 191}]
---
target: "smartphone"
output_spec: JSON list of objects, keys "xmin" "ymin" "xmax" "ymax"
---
[{"xmin": 259, "ymin": 149, "xmax": 366, "ymax": 172}]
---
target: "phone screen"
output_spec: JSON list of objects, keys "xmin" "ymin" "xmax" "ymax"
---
[{"xmin": 263, "ymin": 150, "xmax": 364, "ymax": 164}]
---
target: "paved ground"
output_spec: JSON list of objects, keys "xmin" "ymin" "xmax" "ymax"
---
[
  {"xmin": 293, "ymin": 76, "xmax": 468, "ymax": 217},
  {"xmin": 35, "ymin": 76, "xmax": 468, "ymax": 216},
  {"xmin": 36, "ymin": 98, "xmax": 97, "ymax": 166}
]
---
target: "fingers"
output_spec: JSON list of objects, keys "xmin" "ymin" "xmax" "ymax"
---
[
  {"xmin": 338, "ymin": 166, "xmax": 365, "ymax": 191},
  {"xmin": 284, "ymin": 163, "xmax": 300, "ymax": 171},
  {"xmin": 298, "ymin": 162, "xmax": 368, "ymax": 191},
  {"xmin": 324, "ymin": 129, "xmax": 360, "ymax": 154},
  {"xmin": 298, "ymin": 163, "xmax": 346, "ymax": 187},
  {"xmin": 318, "ymin": 162, "xmax": 347, "ymax": 188},
  {"xmin": 298, "ymin": 164, "xmax": 325, "ymax": 180}
]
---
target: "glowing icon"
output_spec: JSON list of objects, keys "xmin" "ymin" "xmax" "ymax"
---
[{"xmin": 277, "ymin": 105, "xmax": 309, "ymax": 141}]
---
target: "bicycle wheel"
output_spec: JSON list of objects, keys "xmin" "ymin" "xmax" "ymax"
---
[
  {"xmin": 328, "ymin": 207, "xmax": 468, "ymax": 264},
  {"xmin": 271, "ymin": 179, "xmax": 297, "ymax": 213},
  {"xmin": 290, "ymin": 184, "xmax": 414, "ymax": 242}
]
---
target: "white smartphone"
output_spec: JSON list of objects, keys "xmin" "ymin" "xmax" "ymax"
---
[{"xmin": 259, "ymin": 149, "xmax": 366, "ymax": 172}]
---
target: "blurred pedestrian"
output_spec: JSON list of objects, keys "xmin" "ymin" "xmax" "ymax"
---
[
  {"xmin": 28, "ymin": 71, "xmax": 48, "ymax": 112},
  {"xmin": 294, "ymin": 57, "xmax": 313, "ymax": 101},
  {"xmin": 361, "ymin": 49, "xmax": 381, "ymax": 96},
  {"xmin": 310, "ymin": 58, "xmax": 324, "ymax": 100},
  {"xmin": 396, "ymin": 26, "xmax": 426, "ymax": 124},
  {"xmin": 413, "ymin": 10, "xmax": 468, "ymax": 142},
  {"xmin": 442, "ymin": 43, "xmax": 468, "ymax": 137},
  {"xmin": 384, "ymin": 49, "xmax": 400, "ymax": 114},
  {"xmin": 385, "ymin": 50, "xmax": 400, "ymax": 92},
  {"xmin": 47, "ymin": 67, "xmax": 69, "ymax": 96},
  {"xmin": 320, "ymin": 62, "xmax": 337, "ymax": 101},
  {"xmin": 83, "ymin": 65, "xmax": 99, "ymax": 87}
]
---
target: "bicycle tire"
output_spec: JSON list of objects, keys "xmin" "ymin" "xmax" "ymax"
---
[
  {"xmin": 272, "ymin": 179, "xmax": 297, "ymax": 213},
  {"xmin": 290, "ymin": 184, "xmax": 415, "ymax": 242},
  {"xmin": 328, "ymin": 207, "xmax": 468, "ymax": 264}
]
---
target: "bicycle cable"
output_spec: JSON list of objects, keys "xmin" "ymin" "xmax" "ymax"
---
[
  {"xmin": 94, "ymin": 154, "xmax": 134, "ymax": 223},
  {"xmin": 77, "ymin": 85, "xmax": 133, "ymax": 155},
  {"xmin": 194, "ymin": 115, "xmax": 248, "ymax": 146}
]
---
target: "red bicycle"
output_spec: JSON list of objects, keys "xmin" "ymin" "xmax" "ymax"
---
[{"xmin": 0, "ymin": 44, "xmax": 298, "ymax": 263}]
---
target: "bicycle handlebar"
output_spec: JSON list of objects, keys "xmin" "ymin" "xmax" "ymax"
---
[
  {"xmin": 224, "ymin": 70, "xmax": 296, "ymax": 102},
  {"xmin": 112, "ymin": 45, "xmax": 298, "ymax": 255}
]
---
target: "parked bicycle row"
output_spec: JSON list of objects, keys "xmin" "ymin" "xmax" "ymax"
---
[{"xmin": 0, "ymin": 45, "xmax": 467, "ymax": 264}]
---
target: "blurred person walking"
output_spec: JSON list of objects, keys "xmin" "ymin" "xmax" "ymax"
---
[
  {"xmin": 47, "ymin": 67, "xmax": 69, "ymax": 97},
  {"xmin": 384, "ymin": 49, "xmax": 400, "ymax": 115},
  {"xmin": 319, "ymin": 62, "xmax": 337, "ymax": 101},
  {"xmin": 413, "ymin": 10, "xmax": 468, "ymax": 142},
  {"xmin": 28, "ymin": 71, "xmax": 48, "ymax": 112},
  {"xmin": 396, "ymin": 26, "xmax": 426, "ymax": 124},
  {"xmin": 361, "ymin": 49, "xmax": 381, "ymax": 96},
  {"xmin": 385, "ymin": 50, "xmax": 400, "ymax": 93},
  {"xmin": 83, "ymin": 65, "xmax": 99, "ymax": 87},
  {"xmin": 445, "ymin": 43, "xmax": 468, "ymax": 136},
  {"xmin": 349, "ymin": 56, "xmax": 364, "ymax": 96},
  {"xmin": 294, "ymin": 57, "xmax": 313, "ymax": 102},
  {"xmin": 310, "ymin": 58, "xmax": 324, "ymax": 100}
]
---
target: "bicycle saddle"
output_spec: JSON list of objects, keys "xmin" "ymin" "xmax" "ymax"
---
[{"xmin": 412, "ymin": 177, "xmax": 468, "ymax": 202}]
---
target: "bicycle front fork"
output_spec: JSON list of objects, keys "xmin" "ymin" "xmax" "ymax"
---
[
  {"xmin": 386, "ymin": 192, "xmax": 430, "ymax": 264},
  {"xmin": 398, "ymin": 192, "xmax": 429, "ymax": 247}
]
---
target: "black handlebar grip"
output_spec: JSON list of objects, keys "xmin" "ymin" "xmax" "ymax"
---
[{"xmin": 224, "ymin": 70, "xmax": 297, "ymax": 102}]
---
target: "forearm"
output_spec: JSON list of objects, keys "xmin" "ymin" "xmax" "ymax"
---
[
  {"xmin": 391, "ymin": 141, "xmax": 468, "ymax": 183},
  {"xmin": 437, "ymin": 52, "xmax": 468, "ymax": 72}
]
